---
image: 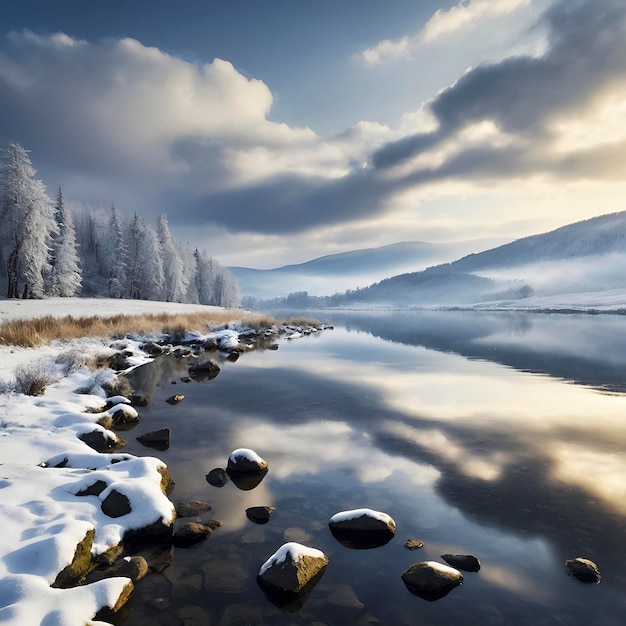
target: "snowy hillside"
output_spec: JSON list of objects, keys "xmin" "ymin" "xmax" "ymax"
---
[{"xmin": 230, "ymin": 238, "xmax": 505, "ymax": 299}]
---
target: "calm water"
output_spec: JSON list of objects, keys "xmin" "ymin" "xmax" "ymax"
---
[{"xmin": 120, "ymin": 310, "xmax": 626, "ymax": 626}]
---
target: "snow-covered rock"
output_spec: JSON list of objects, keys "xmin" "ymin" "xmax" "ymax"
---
[
  {"xmin": 257, "ymin": 542, "xmax": 328, "ymax": 594},
  {"xmin": 329, "ymin": 508, "xmax": 396, "ymax": 549}
]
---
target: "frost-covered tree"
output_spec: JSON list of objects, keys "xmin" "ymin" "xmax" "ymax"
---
[
  {"xmin": 156, "ymin": 212, "xmax": 188, "ymax": 302},
  {"xmin": 127, "ymin": 213, "xmax": 165, "ymax": 300},
  {"xmin": 103, "ymin": 205, "xmax": 128, "ymax": 298},
  {"xmin": 193, "ymin": 248, "xmax": 241, "ymax": 307},
  {"xmin": 49, "ymin": 186, "xmax": 82, "ymax": 296},
  {"xmin": 0, "ymin": 143, "xmax": 56, "ymax": 298}
]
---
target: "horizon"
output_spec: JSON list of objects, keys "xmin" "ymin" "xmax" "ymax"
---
[{"xmin": 1, "ymin": 0, "xmax": 625, "ymax": 268}]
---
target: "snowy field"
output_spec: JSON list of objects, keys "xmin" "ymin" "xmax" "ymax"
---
[{"xmin": 0, "ymin": 298, "xmax": 239, "ymax": 625}]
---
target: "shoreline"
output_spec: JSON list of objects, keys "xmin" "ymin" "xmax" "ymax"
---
[{"xmin": 0, "ymin": 300, "xmax": 326, "ymax": 625}]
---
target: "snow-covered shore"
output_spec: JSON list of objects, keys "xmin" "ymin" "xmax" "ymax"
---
[{"xmin": 0, "ymin": 298, "xmax": 252, "ymax": 625}]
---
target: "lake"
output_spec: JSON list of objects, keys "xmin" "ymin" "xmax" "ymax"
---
[{"xmin": 120, "ymin": 310, "xmax": 626, "ymax": 625}]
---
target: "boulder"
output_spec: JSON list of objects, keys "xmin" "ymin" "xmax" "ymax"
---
[
  {"xmin": 52, "ymin": 529, "xmax": 96, "ymax": 588},
  {"xmin": 226, "ymin": 448, "xmax": 269, "ymax": 475},
  {"xmin": 172, "ymin": 522, "xmax": 214, "ymax": 547},
  {"xmin": 565, "ymin": 557, "xmax": 601, "ymax": 584},
  {"xmin": 257, "ymin": 542, "xmax": 328, "ymax": 595},
  {"xmin": 329, "ymin": 508, "xmax": 396, "ymax": 549},
  {"xmin": 226, "ymin": 449, "xmax": 269, "ymax": 490},
  {"xmin": 110, "ymin": 404, "xmax": 140, "ymax": 429},
  {"xmin": 246, "ymin": 506, "xmax": 276, "ymax": 524},
  {"xmin": 206, "ymin": 467, "xmax": 229, "ymax": 487},
  {"xmin": 137, "ymin": 428, "xmax": 171, "ymax": 451},
  {"xmin": 441, "ymin": 553, "xmax": 481, "ymax": 572},
  {"xmin": 176, "ymin": 500, "xmax": 212, "ymax": 518},
  {"xmin": 189, "ymin": 360, "xmax": 220, "ymax": 381},
  {"xmin": 79, "ymin": 429, "xmax": 126, "ymax": 452},
  {"xmin": 101, "ymin": 489, "xmax": 132, "ymax": 518},
  {"xmin": 86, "ymin": 556, "xmax": 149, "ymax": 584},
  {"xmin": 401, "ymin": 561, "xmax": 463, "ymax": 601}
]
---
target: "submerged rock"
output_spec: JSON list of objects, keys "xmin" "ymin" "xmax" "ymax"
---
[
  {"xmin": 329, "ymin": 508, "xmax": 396, "ymax": 549},
  {"xmin": 565, "ymin": 557, "xmax": 601, "ymax": 584},
  {"xmin": 172, "ymin": 522, "xmax": 214, "ymax": 547},
  {"xmin": 401, "ymin": 561, "xmax": 463, "ymax": 601},
  {"xmin": 176, "ymin": 500, "xmax": 212, "ymax": 518},
  {"xmin": 441, "ymin": 553, "xmax": 481, "ymax": 572}
]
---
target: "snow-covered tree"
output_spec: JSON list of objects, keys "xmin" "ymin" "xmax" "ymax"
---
[
  {"xmin": 156, "ymin": 212, "xmax": 189, "ymax": 302},
  {"xmin": 193, "ymin": 248, "xmax": 241, "ymax": 307},
  {"xmin": 126, "ymin": 213, "xmax": 165, "ymax": 300},
  {"xmin": 49, "ymin": 186, "xmax": 82, "ymax": 296},
  {"xmin": 103, "ymin": 205, "xmax": 128, "ymax": 298},
  {"xmin": 0, "ymin": 143, "xmax": 56, "ymax": 298}
]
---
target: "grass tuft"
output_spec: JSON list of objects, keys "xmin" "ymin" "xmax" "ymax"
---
[{"xmin": 14, "ymin": 359, "xmax": 59, "ymax": 396}]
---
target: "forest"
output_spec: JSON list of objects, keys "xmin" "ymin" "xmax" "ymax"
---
[{"xmin": 0, "ymin": 143, "xmax": 240, "ymax": 307}]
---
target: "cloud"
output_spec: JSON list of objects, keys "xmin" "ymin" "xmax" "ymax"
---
[
  {"xmin": 371, "ymin": 0, "xmax": 626, "ymax": 183},
  {"xmin": 358, "ymin": 0, "xmax": 533, "ymax": 66}
]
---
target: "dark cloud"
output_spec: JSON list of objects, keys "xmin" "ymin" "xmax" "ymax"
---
[
  {"xmin": 166, "ymin": 169, "xmax": 395, "ymax": 235},
  {"xmin": 372, "ymin": 0, "xmax": 626, "ymax": 171}
]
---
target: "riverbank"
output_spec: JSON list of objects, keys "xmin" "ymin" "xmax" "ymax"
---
[{"xmin": 0, "ymin": 298, "xmax": 323, "ymax": 625}]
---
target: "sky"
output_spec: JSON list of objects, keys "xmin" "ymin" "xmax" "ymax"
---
[{"xmin": 0, "ymin": 0, "xmax": 625, "ymax": 268}]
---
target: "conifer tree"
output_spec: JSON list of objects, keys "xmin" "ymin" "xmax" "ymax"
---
[
  {"xmin": 156, "ymin": 212, "xmax": 189, "ymax": 302},
  {"xmin": 0, "ymin": 143, "xmax": 56, "ymax": 298},
  {"xmin": 103, "ymin": 204, "xmax": 128, "ymax": 298},
  {"xmin": 49, "ymin": 186, "xmax": 82, "ymax": 296}
]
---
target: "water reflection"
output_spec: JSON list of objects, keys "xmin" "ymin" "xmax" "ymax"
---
[{"xmin": 122, "ymin": 311, "xmax": 626, "ymax": 625}]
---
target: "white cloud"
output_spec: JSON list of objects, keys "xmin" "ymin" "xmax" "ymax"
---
[
  {"xmin": 357, "ymin": 0, "xmax": 539, "ymax": 66},
  {"xmin": 419, "ymin": 0, "xmax": 531, "ymax": 44}
]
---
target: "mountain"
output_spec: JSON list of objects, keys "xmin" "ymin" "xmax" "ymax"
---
[
  {"xmin": 335, "ymin": 211, "xmax": 626, "ymax": 307},
  {"xmin": 229, "ymin": 238, "xmax": 506, "ymax": 299}
]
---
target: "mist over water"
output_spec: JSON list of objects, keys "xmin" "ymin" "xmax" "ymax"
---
[{"xmin": 122, "ymin": 310, "xmax": 626, "ymax": 625}]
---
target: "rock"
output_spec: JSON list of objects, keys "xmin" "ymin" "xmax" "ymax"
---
[
  {"xmin": 176, "ymin": 500, "xmax": 212, "ymax": 518},
  {"xmin": 226, "ymin": 448, "xmax": 269, "ymax": 474},
  {"xmin": 110, "ymin": 404, "xmax": 140, "ymax": 429},
  {"xmin": 172, "ymin": 522, "xmax": 213, "ymax": 547},
  {"xmin": 565, "ymin": 557, "xmax": 601, "ymax": 584},
  {"xmin": 206, "ymin": 467, "xmax": 229, "ymax": 487},
  {"xmin": 75, "ymin": 479, "xmax": 108, "ymax": 497},
  {"xmin": 189, "ymin": 360, "xmax": 220, "ymax": 381},
  {"xmin": 142, "ymin": 342, "xmax": 165, "ymax": 356},
  {"xmin": 246, "ymin": 506, "xmax": 276, "ymax": 524},
  {"xmin": 137, "ymin": 428, "xmax": 171, "ymax": 450},
  {"xmin": 217, "ymin": 602, "xmax": 263, "ymax": 625},
  {"xmin": 441, "ymin": 553, "xmax": 481, "ymax": 572},
  {"xmin": 79, "ymin": 429, "xmax": 126, "ymax": 452},
  {"xmin": 101, "ymin": 489, "xmax": 132, "ymax": 518},
  {"xmin": 401, "ymin": 561, "xmax": 463, "ymax": 601},
  {"xmin": 203, "ymin": 557, "xmax": 249, "ymax": 593},
  {"xmin": 93, "ymin": 579, "xmax": 135, "ymax": 622},
  {"xmin": 158, "ymin": 465, "xmax": 175, "ymax": 495},
  {"xmin": 106, "ymin": 352, "xmax": 131, "ymax": 371},
  {"xmin": 329, "ymin": 508, "xmax": 396, "ymax": 549},
  {"xmin": 129, "ymin": 394, "xmax": 150, "ymax": 407},
  {"xmin": 404, "ymin": 538, "xmax": 424, "ymax": 550},
  {"xmin": 257, "ymin": 542, "xmax": 329, "ymax": 595},
  {"xmin": 52, "ymin": 529, "xmax": 96, "ymax": 588},
  {"xmin": 166, "ymin": 394, "xmax": 185, "ymax": 405},
  {"xmin": 226, "ymin": 449, "xmax": 269, "ymax": 490},
  {"xmin": 87, "ymin": 556, "xmax": 149, "ymax": 584}
]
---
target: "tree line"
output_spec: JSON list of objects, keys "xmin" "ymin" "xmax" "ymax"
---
[{"xmin": 0, "ymin": 143, "xmax": 240, "ymax": 307}]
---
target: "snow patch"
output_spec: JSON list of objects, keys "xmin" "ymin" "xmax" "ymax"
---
[{"xmin": 330, "ymin": 508, "xmax": 393, "ymax": 525}]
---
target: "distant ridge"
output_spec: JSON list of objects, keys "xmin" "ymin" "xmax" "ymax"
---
[{"xmin": 229, "ymin": 238, "xmax": 505, "ymax": 298}]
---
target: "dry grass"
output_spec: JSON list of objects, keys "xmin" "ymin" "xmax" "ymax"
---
[{"xmin": 0, "ymin": 310, "xmax": 291, "ymax": 348}]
